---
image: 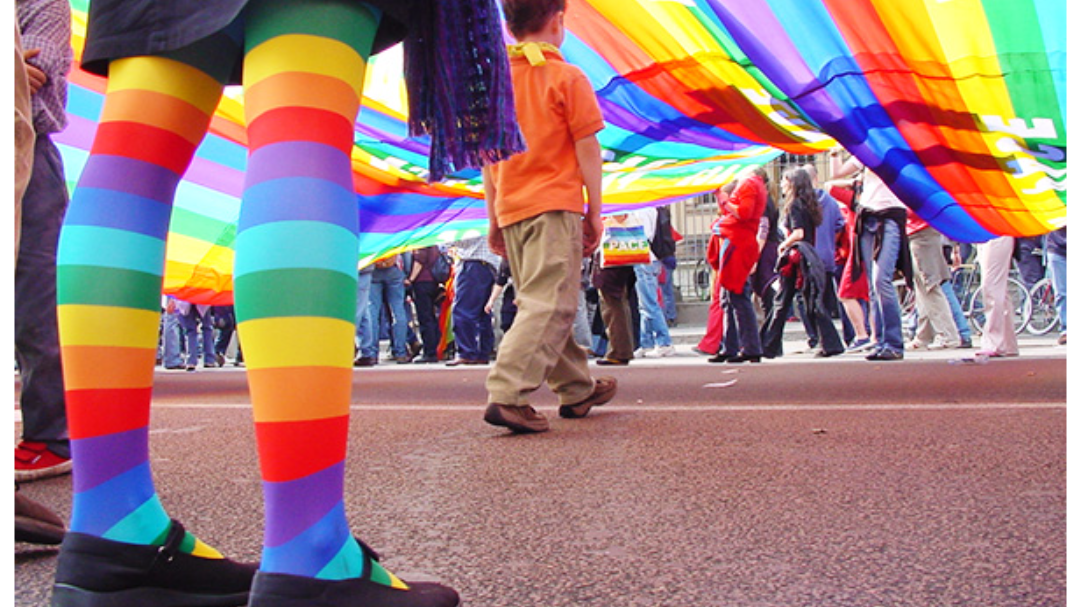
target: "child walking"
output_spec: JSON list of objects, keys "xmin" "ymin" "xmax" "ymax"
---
[{"xmin": 483, "ymin": 0, "xmax": 617, "ymax": 433}]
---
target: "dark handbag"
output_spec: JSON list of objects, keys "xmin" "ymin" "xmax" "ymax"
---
[{"xmin": 431, "ymin": 251, "xmax": 453, "ymax": 284}]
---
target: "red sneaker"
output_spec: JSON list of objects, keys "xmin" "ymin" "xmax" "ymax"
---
[{"xmin": 15, "ymin": 441, "xmax": 72, "ymax": 482}]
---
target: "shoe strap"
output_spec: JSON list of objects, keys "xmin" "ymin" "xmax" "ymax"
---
[
  {"xmin": 152, "ymin": 519, "xmax": 188, "ymax": 568},
  {"xmin": 355, "ymin": 536, "xmax": 381, "ymax": 562},
  {"xmin": 15, "ymin": 442, "xmax": 59, "ymax": 465}
]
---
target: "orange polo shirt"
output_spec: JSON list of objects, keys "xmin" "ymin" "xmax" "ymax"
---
[{"xmin": 490, "ymin": 46, "xmax": 605, "ymax": 228}]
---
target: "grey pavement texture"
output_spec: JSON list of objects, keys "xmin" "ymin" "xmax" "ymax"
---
[{"xmin": 14, "ymin": 331, "xmax": 1067, "ymax": 607}]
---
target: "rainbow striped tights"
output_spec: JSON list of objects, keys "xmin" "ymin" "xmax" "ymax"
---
[{"xmin": 57, "ymin": 0, "xmax": 403, "ymax": 586}]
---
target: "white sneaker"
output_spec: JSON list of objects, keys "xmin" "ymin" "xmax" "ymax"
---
[
  {"xmin": 655, "ymin": 345, "xmax": 677, "ymax": 357},
  {"xmin": 634, "ymin": 348, "xmax": 651, "ymax": 359}
]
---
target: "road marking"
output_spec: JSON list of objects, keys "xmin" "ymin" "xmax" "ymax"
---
[
  {"xmin": 138, "ymin": 402, "xmax": 1066, "ymax": 412},
  {"xmin": 601, "ymin": 403, "xmax": 1066, "ymax": 412},
  {"xmin": 703, "ymin": 379, "xmax": 739, "ymax": 388},
  {"xmin": 14, "ymin": 402, "xmax": 1064, "ymax": 427}
]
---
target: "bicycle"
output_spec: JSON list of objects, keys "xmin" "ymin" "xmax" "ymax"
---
[
  {"xmin": 951, "ymin": 263, "xmax": 1031, "ymax": 336},
  {"xmin": 1025, "ymin": 276, "xmax": 1060, "ymax": 336}
]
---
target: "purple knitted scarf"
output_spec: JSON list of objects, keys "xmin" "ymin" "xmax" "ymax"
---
[{"xmin": 404, "ymin": 0, "xmax": 526, "ymax": 182}]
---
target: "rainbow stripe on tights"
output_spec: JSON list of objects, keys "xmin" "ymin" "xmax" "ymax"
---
[
  {"xmin": 57, "ymin": 0, "xmax": 405, "ymax": 585},
  {"xmin": 237, "ymin": 1, "xmax": 399, "ymax": 583},
  {"xmin": 57, "ymin": 51, "xmax": 227, "ymax": 557}
]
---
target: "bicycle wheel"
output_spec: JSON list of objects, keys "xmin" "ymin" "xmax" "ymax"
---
[
  {"xmin": 966, "ymin": 287, "xmax": 985, "ymax": 336},
  {"xmin": 1026, "ymin": 278, "xmax": 1060, "ymax": 335},
  {"xmin": 1008, "ymin": 277, "xmax": 1032, "ymax": 334},
  {"xmin": 693, "ymin": 258, "xmax": 712, "ymax": 302},
  {"xmin": 967, "ymin": 278, "xmax": 1031, "ymax": 336}
]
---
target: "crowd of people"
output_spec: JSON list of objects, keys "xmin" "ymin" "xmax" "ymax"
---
[
  {"xmin": 159, "ymin": 165, "xmax": 1070, "ymax": 375},
  {"xmin": 155, "ymin": 218, "xmax": 686, "ymax": 373},
  {"xmin": 13, "ymin": 0, "xmax": 1066, "ymax": 605},
  {"xmin": 693, "ymin": 155, "xmax": 1068, "ymax": 365}
]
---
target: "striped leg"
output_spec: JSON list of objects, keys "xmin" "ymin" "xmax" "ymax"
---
[
  {"xmin": 237, "ymin": 0, "xmax": 403, "ymax": 585},
  {"xmin": 57, "ymin": 53, "xmax": 226, "ymax": 556}
]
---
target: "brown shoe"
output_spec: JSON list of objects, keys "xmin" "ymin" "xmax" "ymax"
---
[
  {"xmin": 483, "ymin": 403, "xmax": 550, "ymax": 433},
  {"xmin": 15, "ymin": 490, "xmax": 66, "ymax": 545},
  {"xmin": 595, "ymin": 357, "xmax": 629, "ymax": 366},
  {"xmin": 559, "ymin": 376, "xmax": 617, "ymax": 419}
]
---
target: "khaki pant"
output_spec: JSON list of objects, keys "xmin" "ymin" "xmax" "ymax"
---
[
  {"xmin": 485, "ymin": 212, "xmax": 593, "ymax": 406},
  {"xmin": 14, "ymin": 24, "xmax": 35, "ymax": 258},
  {"xmin": 910, "ymin": 227, "xmax": 960, "ymax": 347}
]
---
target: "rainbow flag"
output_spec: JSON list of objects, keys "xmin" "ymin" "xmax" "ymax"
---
[
  {"xmin": 600, "ymin": 226, "xmax": 652, "ymax": 268},
  {"xmin": 57, "ymin": 0, "xmax": 1065, "ymax": 304},
  {"xmin": 681, "ymin": 0, "xmax": 1068, "ymax": 241}
]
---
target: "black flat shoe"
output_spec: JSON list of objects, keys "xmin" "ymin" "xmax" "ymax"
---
[
  {"xmin": 248, "ymin": 541, "xmax": 459, "ymax": 607},
  {"xmin": 51, "ymin": 520, "xmax": 256, "ymax": 607},
  {"xmin": 249, "ymin": 572, "xmax": 459, "ymax": 607},
  {"xmin": 866, "ymin": 348, "xmax": 903, "ymax": 361},
  {"xmin": 707, "ymin": 353, "xmax": 731, "ymax": 363},
  {"xmin": 726, "ymin": 353, "xmax": 761, "ymax": 364}
]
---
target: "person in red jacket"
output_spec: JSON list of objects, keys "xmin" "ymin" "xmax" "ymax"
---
[
  {"xmin": 708, "ymin": 168, "xmax": 769, "ymax": 364},
  {"xmin": 696, "ymin": 181, "xmax": 735, "ymax": 355}
]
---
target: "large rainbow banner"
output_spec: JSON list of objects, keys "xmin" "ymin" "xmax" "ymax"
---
[{"xmin": 56, "ymin": 0, "xmax": 1066, "ymax": 304}]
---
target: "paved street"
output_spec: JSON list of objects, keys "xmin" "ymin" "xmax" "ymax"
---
[{"xmin": 15, "ymin": 335, "xmax": 1067, "ymax": 607}]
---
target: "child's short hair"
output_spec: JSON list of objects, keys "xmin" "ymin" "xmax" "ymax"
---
[{"xmin": 502, "ymin": 0, "xmax": 567, "ymax": 39}]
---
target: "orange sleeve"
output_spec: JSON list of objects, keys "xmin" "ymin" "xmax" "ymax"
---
[{"xmin": 565, "ymin": 69, "xmax": 604, "ymax": 141}]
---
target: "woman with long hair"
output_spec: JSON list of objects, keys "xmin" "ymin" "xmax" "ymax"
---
[{"xmin": 760, "ymin": 167, "xmax": 845, "ymax": 358}]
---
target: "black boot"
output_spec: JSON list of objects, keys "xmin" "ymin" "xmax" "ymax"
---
[{"xmin": 51, "ymin": 520, "xmax": 256, "ymax": 607}]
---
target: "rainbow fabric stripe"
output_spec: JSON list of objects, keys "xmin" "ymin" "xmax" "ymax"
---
[
  {"xmin": 57, "ymin": 0, "xmax": 1066, "ymax": 304},
  {"xmin": 697, "ymin": 0, "xmax": 1067, "ymax": 242}
]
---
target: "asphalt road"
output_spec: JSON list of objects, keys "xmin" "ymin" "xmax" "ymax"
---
[{"xmin": 14, "ymin": 339, "xmax": 1067, "ymax": 607}]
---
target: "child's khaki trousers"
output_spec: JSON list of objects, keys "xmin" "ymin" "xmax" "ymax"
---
[{"xmin": 489, "ymin": 212, "xmax": 597, "ymax": 406}]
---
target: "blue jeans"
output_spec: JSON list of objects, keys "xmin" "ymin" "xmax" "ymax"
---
[
  {"xmin": 660, "ymin": 257, "xmax": 678, "ymax": 323},
  {"xmin": 355, "ymin": 269, "xmax": 374, "ymax": 357},
  {"xmin": 943, "ymin": 277, "xmax": 972, "ymax": 343},
  {"xmin": 721, "ymin": 279, "xmax": 762, "ymax": 357},
  {"xmin": 634, "ymin": 261, "xmax": 673, "ymax": 349},
  {"xmin": 411, "ymin": 280, "xmax": 442, "ymax": 358},
  {"xmin": 1048, "ymin": 251, "xmax": 1067, "ymax": 333},
  {"xmin": 452, "ymin": 260, "xmax": 496, "ymax": 360},
  {"xmin": 161, "ymin": 310, "xmax": 184, "ymax": 367},
  {"xmin": 366, "ymin": 266, "xmax": 409, "ymax": 358},
  {"xmin": 179, "ymin": 306, "xmax": 216, "ymax": 366},
  {"xmin": 15, "ymin": 135, "xmax": 70, "ymax": 457},
  {"xmin": 859, "ymin": 215, "xmax": 904, "ymax": 353}
]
